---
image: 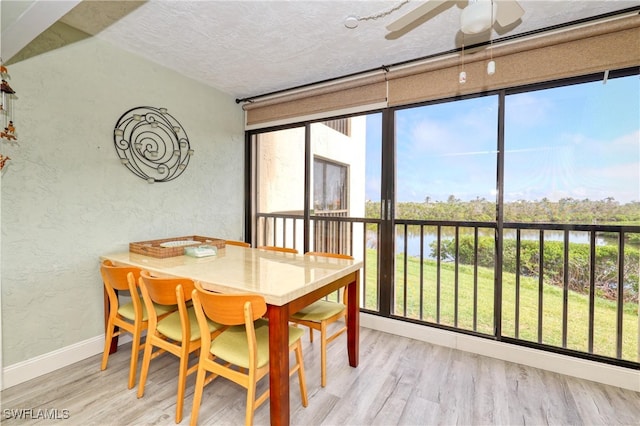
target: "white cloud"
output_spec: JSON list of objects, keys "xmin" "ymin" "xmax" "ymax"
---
[{"xmin": 506, "ymin": 93, "xmax": 552, "ymax": 127}]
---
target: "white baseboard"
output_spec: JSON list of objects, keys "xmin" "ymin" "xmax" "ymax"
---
[
  {"xmin": 2, "ymin": 334, "xmax": 131, "ymax": 391},
  {"xmin": 361, "ymin": 313, "xmax": 640, "ymax": 392}
]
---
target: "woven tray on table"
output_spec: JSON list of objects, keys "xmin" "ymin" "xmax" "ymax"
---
[{"xmin": 129, "ymin": 235, "xmax": 226, "ymax": 258}]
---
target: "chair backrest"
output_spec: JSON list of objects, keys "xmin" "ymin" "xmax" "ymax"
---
[
  {"xmin": 225, "ymin": 240, "xmax": 251, "ymax": 248},
  {"xmin": 304, "ymin": 252, "xmax": 354, "ymax": 306},
  {"xmin": 101, "ymin": 260, "xmax": 144, "ymax": 319},
  {"xmin": 193, "ymin": 282, "xmax": 266, "ymax": 326},
  {"xmin": 100, "ymin": 259, "xmax": 142, "ymax": 292},
  {"xmin": 139, "ymin": 271, "xmax": 196, "ymax": 343},
  {"xmin": 257, "ymin": 245, "xmax": 299, "ymax": 254},
  {"xmin": 139, "ymin": 270, "xmax": 195, "ymax": 306},
  {"xmin": 192, "ymin": 284, "xmax": 266, "ymax": 374},
  {"xmin": 305, "ymin": 252, "xmax": 354, "ymax": 260}
]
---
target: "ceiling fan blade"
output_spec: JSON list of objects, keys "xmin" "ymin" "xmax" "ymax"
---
[
  {"xmin": 386, "ymin": 0, "xmax": 452, "ymax": 32},
  {"xmin": 495, "ymin": 0, "xmax": 525, "ymax": 27}
]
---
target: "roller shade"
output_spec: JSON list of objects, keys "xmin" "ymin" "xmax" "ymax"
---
[
  {"xmin": 244, "ymin": 72, "xmax": 388, "ymax": 127},
  {"xmin": 243, "ymin": 15, "xmax": 640, "ymax": 128},
  {"xmin": 387, "ymin": 15, "xmax": 640, "ymax": 106}
]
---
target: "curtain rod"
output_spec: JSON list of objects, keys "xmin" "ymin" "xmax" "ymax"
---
[{"xmin": 235, "ymin": 6, "xmax": 640, "ymax": 105}]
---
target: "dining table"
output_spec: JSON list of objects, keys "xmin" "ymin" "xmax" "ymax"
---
[{"xmin": 100, "ymin": 245, "xmax": 362, "ymax": 426}]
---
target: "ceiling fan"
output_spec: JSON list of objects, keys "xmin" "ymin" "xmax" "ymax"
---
[{"xmin": 386, "ymin": 0, "xmax": 525, "ymax": 35}]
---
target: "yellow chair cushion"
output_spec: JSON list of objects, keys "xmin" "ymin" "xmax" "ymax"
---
[
  {"xmin": 210, "ymin": 319, "xmax": 304, "ymax": 369},
  {"xmin": 157, "ymin": 307, "xmax": 223, "ymax": 342},
  {"xmin": 290, "ymin": 300, "xmax": 345, "ymax": 322},
  {"xmin": 117, "ymin": 301, "xmax": 176, "ymax": 322}
]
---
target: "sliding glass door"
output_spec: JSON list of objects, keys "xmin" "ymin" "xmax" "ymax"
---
[
  {"xmin": 253, "ymin": 113, "xmax": 383, "ymax": 310},
  {"xmin": 394, "ymin": 96, "xmax": 499, "ymax": 333},
  {"xmin": 253, "ymin": 126, "xmax": 305, "ymax": 249},
  {"xmin": 502, "ymin": 74, "xmax": 640, "ymax": 362}
]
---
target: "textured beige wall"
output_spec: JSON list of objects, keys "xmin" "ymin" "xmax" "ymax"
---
[{"xmin": 1, "ymin": 23, "xmax": 244, "ymax": 365}]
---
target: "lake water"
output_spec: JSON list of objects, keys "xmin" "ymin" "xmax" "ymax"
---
[{"xmin": 378, "ymin": 230, "xmax": 611, "ymax": 258}]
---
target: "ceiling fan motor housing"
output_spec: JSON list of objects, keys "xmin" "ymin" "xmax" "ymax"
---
[{"xmin": 461, "ymin": 0, "xmax": 497, "ymax": 34}]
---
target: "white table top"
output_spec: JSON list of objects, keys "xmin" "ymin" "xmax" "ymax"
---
[{"xmin": 101, "ymin": 246, "xmax": 362, "ymax": 306}]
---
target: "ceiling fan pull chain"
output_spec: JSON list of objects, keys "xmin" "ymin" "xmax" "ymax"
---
[
  {"xmin": 346, "ymin": 0, "xmax": 410, "ymax": 28},
  {"xmin": 360, "ymin": 0, "xmax": 410, "ymax": 22},
  {"xmin": 487, "ymin": 0, "xmax": 496, "ymax": 75},
  {"xmin": 459, "ymin": 38, "xmax": 467, "ymax": 84}
]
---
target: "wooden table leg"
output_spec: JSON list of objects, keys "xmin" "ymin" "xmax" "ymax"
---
[
  {"xmin": 267, "ymin": 304, "xmax": 290, "ymax": 426},
  {"xmin": 346, "ymin": 270, "xmax": 360, "ymax": 367}
]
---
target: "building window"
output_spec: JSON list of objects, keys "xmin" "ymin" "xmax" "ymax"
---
[{"xmin": 314, "ymin": 157, "xmax": 347, "ymax": 212}]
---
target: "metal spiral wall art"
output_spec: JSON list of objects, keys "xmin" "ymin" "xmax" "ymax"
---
[{"xmin": 113, "ymin": 106, "xmax": 193, "ymax": 183}]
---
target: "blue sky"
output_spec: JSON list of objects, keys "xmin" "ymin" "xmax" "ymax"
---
[{"xmin": 365, "ymin": 74, "xmax": 639, "ymax": 204}]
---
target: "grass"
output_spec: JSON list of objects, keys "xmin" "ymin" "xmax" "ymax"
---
[{"xmin": 361, "ymin": 249, "xmax": 639, "ymax": 363}]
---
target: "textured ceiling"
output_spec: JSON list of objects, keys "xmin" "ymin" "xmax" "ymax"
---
[{"xmin": 16, "ymin": 1, "xmax": 640, "ymax": 99}]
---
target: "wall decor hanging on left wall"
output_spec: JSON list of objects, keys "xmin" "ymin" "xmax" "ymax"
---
[
  {"xmin": 0, "ymin": 58, "xmax": 17, "ymax": 171},
  {"xmin": 113, "ymin": 106, "xmax": 193, "ymax": 183}
]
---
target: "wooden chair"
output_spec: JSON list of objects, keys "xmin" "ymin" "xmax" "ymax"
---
[
  {"xmin": 137, "ymin": 271, "xmax": 224, "ymax": 423},
  {"xmin": 257, "ymin": 245, "xmax": 298, "ymax": 254},
  {"xmin": 189, "ymin": 283, "xmax": 308, "ymax": 426},
  {"xmin": 99, "ymin": 260, "xmax": 177, "ymax": 389},
  {"xmin": 225, "ymin": 240, "xmax": 251, "ymax": 248},
  {"xmin": 289, "ymin": 252, "xmax": 354, "ymax": 387}
]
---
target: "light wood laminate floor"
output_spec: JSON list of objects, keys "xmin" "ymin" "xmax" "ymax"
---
[{"xmin": 2, "ymin": 326, "xmax": 639, "ymax": 425}]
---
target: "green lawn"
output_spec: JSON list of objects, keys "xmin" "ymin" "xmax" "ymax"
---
[{"xmin": 362, "ymin": 249, "xmax": 639, "ymax": 362}]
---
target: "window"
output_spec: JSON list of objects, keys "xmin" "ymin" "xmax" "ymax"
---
[
  {"xmin": 249, "ymin": 69, "xmax": 639, "ymax": 368},
  {"xmin": 314, "ymin": 158, "xmax": 348, "ymax": 212}
]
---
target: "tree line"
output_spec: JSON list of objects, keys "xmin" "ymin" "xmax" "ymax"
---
[
  {"xmin": 367, "ymin": 196, "xmax": 640, "ymax": 224},
  {"xmin": 366, "ymin": 197, "xmax": 640, "ymax": 243}
]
